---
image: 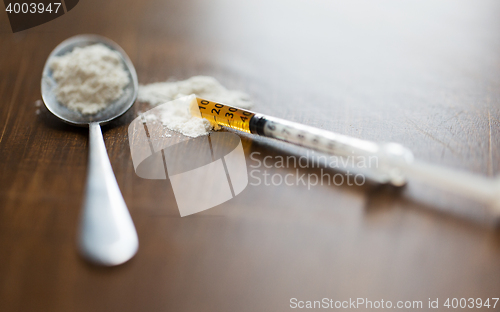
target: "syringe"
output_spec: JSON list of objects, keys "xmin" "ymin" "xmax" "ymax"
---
[{"xmin": 192, "ymin": 97, "xmax": 500, "ymax": 215}]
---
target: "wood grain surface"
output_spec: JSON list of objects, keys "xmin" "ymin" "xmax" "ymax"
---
[{"xmin": 1, "ymin": 0, "xmax": 500, "ymax": 311}]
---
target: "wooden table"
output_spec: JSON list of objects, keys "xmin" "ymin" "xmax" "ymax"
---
[{"xmin": 1, "ymin": 0, "xmax": 500, "ymax": 311}]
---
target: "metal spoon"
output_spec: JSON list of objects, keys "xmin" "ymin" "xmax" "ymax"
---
[{"xmin": 41, "ymin": 35, "xmax": 139, "ymax": 266}]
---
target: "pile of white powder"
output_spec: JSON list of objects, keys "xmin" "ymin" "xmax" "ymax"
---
[
  {"xmin": 138, "ymin": 76, "xmax": 253, "ymax": 137},
  {"xmin": 145, "ymin": 95, "xmax": 216, "ymax": 138},
  {"xmin": 50, "ymin": 44, "xmax": 130, "ymax": 115}
]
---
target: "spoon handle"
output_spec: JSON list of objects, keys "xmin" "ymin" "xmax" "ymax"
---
[{"xmin": 78, "ymin": 122, "xmax": 138, "ymax": 266}]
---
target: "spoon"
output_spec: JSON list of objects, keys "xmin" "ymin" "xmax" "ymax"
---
[{"xmin": 41, "ymin": 34, "xmax": 139, "ymax": 266}]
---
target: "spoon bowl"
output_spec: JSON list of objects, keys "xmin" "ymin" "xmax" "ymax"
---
[
  {"xmin": 41, "ymin": 34, "xmax": 139, "ymax": 266},
  {"xmin": 41, "ymin": 34, "xmax": 138, "ymax": 126}
]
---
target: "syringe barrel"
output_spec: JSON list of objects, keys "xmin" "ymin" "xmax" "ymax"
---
[
  {"xmin": 193, "ymin": 97, "xmax": 412, "ymax": 185},
  {"xmin": 251, "ymin": 114, "xmax": 379, "ymax": 158}
]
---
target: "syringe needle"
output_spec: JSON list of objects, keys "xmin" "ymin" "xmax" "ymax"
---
[{"xmin": 399, "ymin": 160, "xmax": 500, "ymax": 215}]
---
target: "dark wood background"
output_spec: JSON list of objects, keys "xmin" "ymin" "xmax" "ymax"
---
[{"xmin": 1, "ymin": 0, "xmax": 500, "ymax": 311}]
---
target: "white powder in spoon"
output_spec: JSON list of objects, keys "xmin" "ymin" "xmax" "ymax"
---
[
  {"xmin": 138, "ymin": 76, "xmax": 253, "ymax": 137},
  {"xmin": 49, "ymin": 44, "xmax": 130, "ymax": 115}
]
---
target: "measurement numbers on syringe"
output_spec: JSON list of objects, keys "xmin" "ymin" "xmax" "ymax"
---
[
  {"xmin": 210, "ymin": 104, "xmax": 224, "ymax": 116},
  {"xmin": 6, "ymin": 3, "xmax": 62, "ymax": 13},
  {"xmin": 198, "ymin": 100, "xmax": 252, "ymax": 122}
]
